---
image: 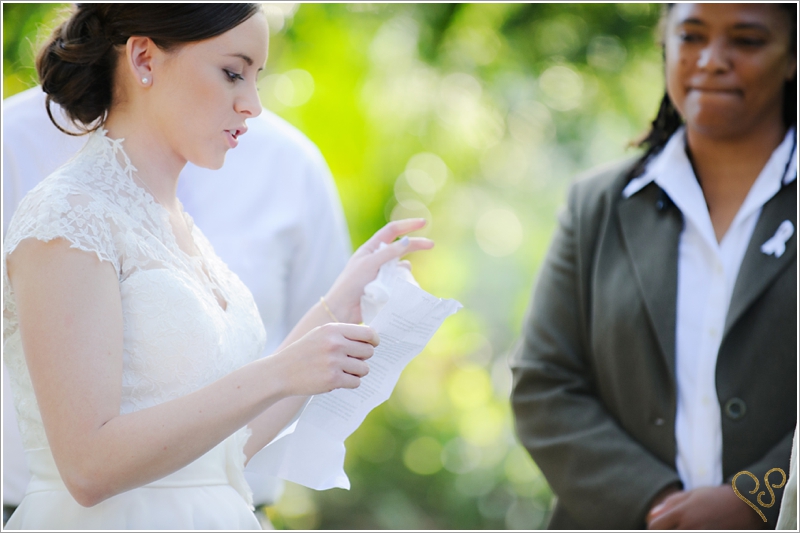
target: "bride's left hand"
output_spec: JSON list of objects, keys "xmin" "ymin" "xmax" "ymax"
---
[{"xmin": 323, "ymin": 218, "xmax": 433, "ymax": 323}]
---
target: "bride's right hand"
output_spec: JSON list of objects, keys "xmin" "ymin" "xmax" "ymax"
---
[{"xmin": 273, "ymin": 322, "xmax": 380, "ymax": 396}]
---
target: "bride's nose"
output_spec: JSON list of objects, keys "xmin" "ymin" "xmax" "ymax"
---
[{"xmin": 234, "ymin": 82, "xmax": 262, "ymax": 118}]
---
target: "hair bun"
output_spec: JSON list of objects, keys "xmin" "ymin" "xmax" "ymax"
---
[{"xmin": 37, "ymin": 4, "xmax": 117, "ymax": 133}]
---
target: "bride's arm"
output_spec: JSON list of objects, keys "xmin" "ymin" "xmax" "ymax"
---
[
  {"xmin": 8, "ymin": 239, "xmax": 374, "ymax": 508},
  {"xmin": 8, "ymin": 219, "xmax": 431, "ymax": 507}
]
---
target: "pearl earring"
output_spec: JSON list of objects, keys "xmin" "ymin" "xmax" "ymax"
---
[{"xmin": 142, "ymin": 77, "xmax": 149, "ymax": 84}]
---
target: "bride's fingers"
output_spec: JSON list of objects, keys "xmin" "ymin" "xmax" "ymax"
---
[
  {"xmin": 398, "ymin": 260, "xmax": 412, "ymax": 271},
  {"xmin": 342, "ymin": 357, "xmax": 370, "ymax": 378},
  {"xmin": 359, "ymin": 219, "xmax": 427, "ymax": 254},
  {"xmin": 371, "ymin": 236, "xmax": 433, "ymax": 266}
]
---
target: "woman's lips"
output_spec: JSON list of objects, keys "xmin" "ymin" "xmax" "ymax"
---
[
  {"xmin": 688, "ymin": 86, "xmax": 742, "ymax": 95},
  {"xmin": 224, "ymin": 130, "xmax": 238, "ymax": 148},
  {"xmin": 224, "ymin": 127, "xmax": 247, "ymax": 148}
]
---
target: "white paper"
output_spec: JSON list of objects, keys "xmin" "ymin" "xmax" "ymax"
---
[
  {"xmin": 256, "ymin": 276, "xmax": 461, "ymax": 490},
  {"xmin": 360, "ymin": 245, "xmax": 419, "ymax": 324}
]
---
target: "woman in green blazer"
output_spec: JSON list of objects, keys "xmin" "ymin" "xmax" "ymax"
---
[{"xmin": 511, "ymin": 4, "xmax": 797, "ymax": 529}]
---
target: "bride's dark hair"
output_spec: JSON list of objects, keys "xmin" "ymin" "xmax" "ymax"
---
[{"xmin": 36, "ymin": 3, "xmax": 261, "ymax": 135}]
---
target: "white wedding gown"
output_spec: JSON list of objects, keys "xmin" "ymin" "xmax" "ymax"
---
[{"xmin": 2, "ymin": 130, "xmax": 267, "ymax": 529}]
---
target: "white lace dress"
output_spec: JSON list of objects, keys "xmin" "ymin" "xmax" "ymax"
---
[{"xmin": 2, "ymin": 129, "xmax": 267, "ymax": 530}]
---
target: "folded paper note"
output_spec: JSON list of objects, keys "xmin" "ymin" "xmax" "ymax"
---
[
  {"xmin": 253, "ymin": 257, "xmax": 462, "ymax": 490},
  {"xmin": 360, "ymin": 247, "xmax": 420, "ymax": 324}
]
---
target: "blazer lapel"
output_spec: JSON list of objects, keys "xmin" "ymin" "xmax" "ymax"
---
[
  {"xmin": 724, "ymin": 181, "xmax": 797, "ymax": 336},
  {"xmin": 617, "ymin": 184, "xmax": 683, "ymax": 375}
]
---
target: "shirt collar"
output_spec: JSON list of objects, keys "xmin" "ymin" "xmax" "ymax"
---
[
  {"xmin": 622, "ymin": 126, "xmax": 797, "ymax": 199},
  {"xmin": 621, "ymin": 126, "xmax": 796, "ymax": 250},
  {"xmin": 734, "ymin": 127, "xmax": 796, "ymax": 225}
]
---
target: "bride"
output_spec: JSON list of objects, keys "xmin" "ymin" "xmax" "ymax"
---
[{"xmin": 3, "ymin": 4, "xmax": 432, "ymax": 529}]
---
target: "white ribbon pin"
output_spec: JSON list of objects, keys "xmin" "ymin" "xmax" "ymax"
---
[{"xmin": 761, "ymin": 220, "xmax": 794, "ymax": 258}]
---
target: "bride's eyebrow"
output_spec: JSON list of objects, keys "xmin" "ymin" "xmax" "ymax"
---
[
  {"xmin": 225, "ymin": 53, "xmax": 253, "ymax": 66},
  {"xmin": 224, "ymin": 53, "xmax": 265, "ymax": 72}
]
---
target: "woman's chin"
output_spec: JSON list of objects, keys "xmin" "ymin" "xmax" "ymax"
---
[
  {"xmin": 191, "ymin": 153, "xmax": 227, "ymax": 171},
  {"xmin": 685, "ymin": 111, "xmax": 752, "ymax": 141}
]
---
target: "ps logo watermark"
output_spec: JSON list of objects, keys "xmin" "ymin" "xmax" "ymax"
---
[{"xmin": 731, "ymin": 468, "xmax": 787, "ymax": 523}]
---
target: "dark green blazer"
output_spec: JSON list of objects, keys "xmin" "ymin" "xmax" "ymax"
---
[{"xmin": 510, "ymin": 157, "xmax": 797, "ymax": 529}]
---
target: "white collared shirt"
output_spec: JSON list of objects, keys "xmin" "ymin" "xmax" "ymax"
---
[
  {"xmin": 623, "ymin": 126, "xmax": 797, "ymax": 490},
  {"xmin": 2, "ymin": 87, "xmax": 351, "ymax": 506}
]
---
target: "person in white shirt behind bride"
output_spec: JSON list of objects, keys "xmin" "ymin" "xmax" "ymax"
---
[
  {"xmin": 2, "ymin": 4, "xmax": 432, "ymax": 530},
  {"xmin": 2, "ymin": 77, "xmax": 349, "ymax": 531}
]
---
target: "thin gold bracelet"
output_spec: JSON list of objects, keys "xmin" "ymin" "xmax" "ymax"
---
[{"xmin": 320, "ymin": 296, "xmax": 339, "ymax": 323}]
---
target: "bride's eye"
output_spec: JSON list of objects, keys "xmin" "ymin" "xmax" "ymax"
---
[{"xmin": 224, "ymin": 69, "xmax": 244, "ymax": 83}]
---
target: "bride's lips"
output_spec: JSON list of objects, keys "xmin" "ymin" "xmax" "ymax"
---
[{"xmin": 224, "ymin": 126, "xmax": 247, "ymax": 148}]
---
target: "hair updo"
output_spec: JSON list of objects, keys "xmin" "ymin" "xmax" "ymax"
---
[{"xmin": 36, "ymin": 3, "xmax": 261, "ymax": 135}]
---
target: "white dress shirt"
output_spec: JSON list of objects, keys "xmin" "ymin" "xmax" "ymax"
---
[
  {"xmin": 776, "ymin": 425, "xmax": 798, "ymax": 530},
  {"xmin": 623, "ymin": 127, "xmax": 797, "ymax": 490},
  {"xmin": 2, "ymin": 87, "xmax": 351, "ymax": 507}
]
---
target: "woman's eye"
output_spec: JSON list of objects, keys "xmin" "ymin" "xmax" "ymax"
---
[
  {"xmin": 679, "ymin": 32, "xmax": 704, "ymax": 44},
  {"xmin": 224, "ymin": 70, "xmax": 244, "ymax": 82},
  {"xmin": 733, "ymin": 37, "xmax": 766, "ymax": 47}
]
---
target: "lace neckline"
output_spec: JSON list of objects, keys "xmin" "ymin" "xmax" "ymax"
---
[{"xmin": 85, "ymin": 128, "xmax": 229, "ymax": 311}]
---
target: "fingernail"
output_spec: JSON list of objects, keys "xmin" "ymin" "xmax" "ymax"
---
[
  {"xmin": 650, "ymin": 503, "xmax": 664, "ymax": 515},
  {"xmin": 400, "ymin": 236, "xmax": 409, "ymax": 246}
]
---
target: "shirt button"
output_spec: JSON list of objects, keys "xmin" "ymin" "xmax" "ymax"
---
[
  {"xmin": 699, "ymin": 467, "xmax": 707, "ymax": 477},
  {"xmin": 702, "ymin": 396, "xmax": 711, "ymax": 406},
  {"xmin": 709, "ymin": 327, "xmax": 718, "ymax": 338},
  {"xmin": 715, "ymin": 264, "xmax": 723, "ymax": 275}
]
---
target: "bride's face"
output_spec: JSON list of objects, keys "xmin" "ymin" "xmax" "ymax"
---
[{"xmin": 146, "ymin": 13, "xmax": 269, "ymax": 169}]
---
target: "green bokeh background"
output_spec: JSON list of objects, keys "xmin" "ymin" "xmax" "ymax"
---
[{"xmin": 2, "ymin": 3, "xmax": 664, "ymax": 529}]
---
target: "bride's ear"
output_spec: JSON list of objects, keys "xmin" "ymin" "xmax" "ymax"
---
[{"xmin": 124, "ymin": 36, "xmax": 156, "ymax": 88}]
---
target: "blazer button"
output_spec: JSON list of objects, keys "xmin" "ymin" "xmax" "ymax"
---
[
  {"xmin": 724, "ymin": 398, "xmax": 747, "ymax": 420},
  {"xmin": 653, "ymin": 417, "xmax": 665, "ymax": 426}
]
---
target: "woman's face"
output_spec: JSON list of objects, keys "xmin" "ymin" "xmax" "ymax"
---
[
  {"xmin": 664, "ymin": 3, "xmax": 796, "ymax": 140},
  {"xmin": 147, "ymin": 12, "xmax": 269, "ymax": 170}
]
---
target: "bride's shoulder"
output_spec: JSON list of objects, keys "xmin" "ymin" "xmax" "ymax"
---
[
  {"xmin": 16, "ymin": 158, "xmax": 116, "ymax": 218},
  {"xmin": 4, "ymin": 158, "xmax": 123, "ymax": 268},
  {"xmin": 22, "ymin": 128, "xmax": 135, "ymax": 211}
]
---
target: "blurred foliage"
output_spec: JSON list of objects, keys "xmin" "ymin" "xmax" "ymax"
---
[{"xmin": 3, "ymin": 3, "xmax": 664, "ymax": 530}]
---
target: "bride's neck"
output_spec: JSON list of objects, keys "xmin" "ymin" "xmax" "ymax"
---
[{"xmin": 103, "ymin": 110, "xmax": 185, "ymax": 210}]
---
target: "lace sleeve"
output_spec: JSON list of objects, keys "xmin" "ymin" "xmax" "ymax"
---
[{"xmin": 3, "ymin": 173, "xmax": 121, "ymax": 275}]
